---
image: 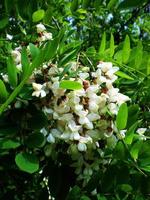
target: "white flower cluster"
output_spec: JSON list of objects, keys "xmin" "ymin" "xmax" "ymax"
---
[
  {"xmin": 8, "ymin": 24, "xmax": 146, "ymax": 183},
  {"xmin": 36, "ymin": 23, "xmax": 53, "ymax": 42},
  {"xmin": 30, "ymin": 61, "xmax": 131, "ymax": 183},
  {"xmin": 3, "ymin": 24, "xmax": 53, "ymax": 78},
  {"xmin": 31, "ymin": 62, "xmax": 130, "ymax": 154}
]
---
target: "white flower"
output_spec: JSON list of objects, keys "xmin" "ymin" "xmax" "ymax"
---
[
  {"xmin": 59, "ymin": 113, "xmax": 73, "ymax": 121},
  {"xmin": 32, "ymin": 83, "xmax": 47, "ymax": 98},
  {"xmin": 116, "ymin": 93, "xmax": 130, "ymax": 105},
  {"xmin": 6, "ymin": 34, "xmax": 13, "ymax": 40},
  {"xmin": 68, "ymin": 120, "xmax": 81, "ymax": 132},
  {"xmin": 39, "ymin": 32, "xmax": 53, "ymax": 41},
  {"xmin": 97, "ymin": 62, "xmax": 112, "ymax": 73},
  {"xmin": 47, "ymin": 134, "xmax": 55, "ymax": 143},
  {"xmin": 16, "ymin": 63, "xmax": 22, "ymax": 71},
  {"xmin": 36, "ymin": 23, "xmax": 46, "ymax": 33},
  {"xmin": 11, "ymin": 50, "xmax": 21, "ymax": 64},
  {"xmin": 43, "ymin": 107, "xmax": 53, "ymax": 114},
  {"xmin": 87, "ymin": 113, "xmax": 100, "ymax": 121},
  {"xmin": 40, "ymin": 128, "xmax": 48, "ymax": 136},
  {"xmin": 119, "ymin": 129, "xmax": 127, "ymax": 138},
  {"xmin": 1, "ymin": 73, "xmax": 9, "ymax": 83},
  {"xmin": 78, "ymin": 143, "xmax": 87, "ymax": 152},
  {"xmin": 89, "ymin": 102, "xmax": 99, "ymax": 112},
  {"xmin": 54, "ymin": 103, "xmax": 70, "ymax": 114},
  {"xmin": 108, "ymin": 103, "xmax": 118, "ymax": 115},
  {"xmin": 74, "ymin": 105, "xmax": 84, "ymax": 114},
  {"xmin": 79, "ymin": 135, "xmax": 93, "ymax": 143},
  {"xmin": 70, "ymin": 132, "xmax": 81, "ymax": 140},
  {"xmin": 48, "ymin": 66, "xmax": 58, "ymax": 75},
  {"xmin": 61, "ymin": 131, "xmax": 70, "ymax": 140},
  {"xmin": 43, "ymin": 32, "xmax": 52, "ymax": 40},
  {"xmin": 137, "ymin": 128, "xmax": 147, "ymax": 135},
  {"xmin": 84, "ymin": 120, "xmax": 94, "ymax": 129},
  {"xmin": 79, "ymin": 72, "xmax": 89, "ymax": 80},
  {"xmin": 86, "ymin": 85, "xmax": 99, "ymax": 96},
  {"xmin": 51, "ymin": 129, "xmax": 61, "ymax": 138},
  {"xmin": 74, "ymin": 89, "xmax": 86, "ymax": 97}
]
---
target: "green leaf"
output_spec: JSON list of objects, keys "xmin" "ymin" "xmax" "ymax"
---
[
  {"xmin": 114, "ymin": 141, "xmax": 126, "ymax": 160},
  {"xmin": 124, "ymin": 122, "xmax": 138, "ymax": 145},
  {"xmin": 70, "ymin": 0, "xmax": 79, "ymax": 13},
  {"xmin": 0, "ymin": 17, "xmax": 9, "ymax": 29},
  {"xmin": 15, "ymin": 152, "xmax": 39, "ymax": 173},
  {"xmin": 110, "ymin": 33, "xmax": 115, "ymax": 57},
  {"xmin": 118, "ymin": 0, "xmax": 148, "ymax": 9},
  {"xmin": 115, "ymin": 71, "xmax": 134, "ymax": 80},
  {"xmin": 43, "ymin": 7, "xmax": 52, "ymax": 24},
  {"xmin": 135, "ymin": 41, "xmax": 143, "ymax": 69},
  {"xmin": 147, "ymin": 58, "xmax": 150, "ymax": 75},
  {"xmin": 116, "ymin": 103, "xmax": 128, "ymax": 130},
  {"xmin": 60, "ymin": 80, "xmax": 82, "ymax": 90},
  {"xmin": 127, "ymin": 105, "xmax": 140, "ymax": 128},
  {"xmin": 44, "ymin": 37, "xmax": 59, "ymax": 62},
  {"xmin": 0, "ymin": 139, "xmax": 20, "ymax": 149},
  {"xmin": 82, "ymin": 0, "xmax": 90, "ymax": 8},
  {"xmin": 140, "ymin": 166, "xmax": 150, "ymax": 173},
  {"xmin": 130, "ymin": 140, "xmax": 142, "ymax": 161},
  {"xmin": 118, "ymin": 184, "xmax": 133, "ymax": 192},
  {"xmin": 114, "ymin": 50, "xmax": 123, "ymax": 64},
  {"xmin": 66, "ymin": 186, "xmax": 81, "ymax": 200},
  {"xmin": 59, "ymin": 48, "xmax": 79, "ymax": 66},
  {"xmin": 85, "ymin": 171, "xmax": 101, "ymax": 192},
  {"xmin": 25, "ymin": 132, "xmax": 45, "ymax": 148},
  {"xmin": 122, "ymin": 35, "xmax": 130, "ymax": 64},
  {"xmin": 21, "ymin": 47, "xmax": 30, "ymax": 79},
  {"xmin": 32, "ymin": 9, "xmax": 45, "ymax": 22},
  {"xmin": 0, "ymin": 80, "xmax": 8, "ymax": 103},
  {"xmin": 80, "ymin": 196, "xmax": 90, "ymax": 200},
  {"xmin": 28, "ymin": 111, "xmax": 48, "ymax": 130},
  {"xmin": 7, "ymin": 57, "xmax": 17, "ymax": 87},
  {"xmin": 97, "ymin": 195, "xmax": 107, "ymax": 200},
  {"xmin": 99, "ymin": 32, "xmax": 106, "ymax": 56},
  {"xmin": 29, "ymin": 43, "xmax": 40, "ymax": 60},
  {"xmin": 107, "ymin": 0, "xmax": 118, "ymax": 10}
]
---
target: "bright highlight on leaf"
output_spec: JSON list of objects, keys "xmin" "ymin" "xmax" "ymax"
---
[{"xmin": 60, "ymin": 80, "xmax": 83, "ymax": 90}]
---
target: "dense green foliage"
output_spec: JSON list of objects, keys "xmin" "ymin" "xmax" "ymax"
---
[{"xmin": 0, "ymin": 0, "xmax": 150, "ymax": 200}]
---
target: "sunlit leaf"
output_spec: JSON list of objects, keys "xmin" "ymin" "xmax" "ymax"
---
[
  {"xmin": 0, "ymin": 80, "xmax": 9, "ymax": 103},
  {"xmin": 60, "ymin": 80, "xmax": 82, "ymax": 90},
  {"xmin": 116, "ymin": 103, "xmax": 128, "ymax": 130},
  {"xmin": 32, "ymin": 9, "xmax": 45, "ymax": 22},
  {"xmin": 7, "ymin": 57, "xmax": 17, "ymax": 87},
  {"xmin": 15, "ymin": 152, "xmax": 39, "ymax": 173},
  {"xmin": 122, "ymin": 35, "xmax": 130, "ymax": 64}
]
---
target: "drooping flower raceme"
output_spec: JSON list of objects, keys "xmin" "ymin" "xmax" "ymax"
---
[{"xmin": 9, "ymin": 24, "xmax": 134, "ymax": 183}]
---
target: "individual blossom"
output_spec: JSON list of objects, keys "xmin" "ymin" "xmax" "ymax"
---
[{"xmin": 32, "ymin": 82, "xmax": 47, "ymax": 98}]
